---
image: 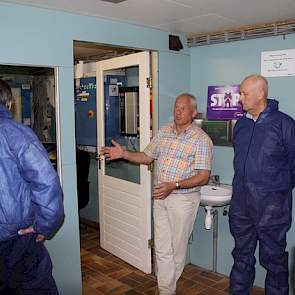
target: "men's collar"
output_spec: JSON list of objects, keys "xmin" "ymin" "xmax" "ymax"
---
[
  {"xmin": 245, "ymin": 112, "xmax": 256, "ymax": 121},
  {"xmin": 245, "ymin": 99, "xmax": 278, "ymax": 122},
  {"xmin": 172, "ymin": 121, "xmax": 195, "ymax": 135}
]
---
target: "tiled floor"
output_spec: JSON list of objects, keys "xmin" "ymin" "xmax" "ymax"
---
[{"xmin": 80, "ymin": 226, "xmax": 264, "ymax": 295}]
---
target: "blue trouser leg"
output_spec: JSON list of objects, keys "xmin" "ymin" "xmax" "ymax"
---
[
  {"xmin": 0, "ymin": 284, "xmax": 17, "ymax": 295},
  {"xmin": 229, "ymin": 212, "xmax": 257, "ymax": 295},
  {"xmin": 257, "ymin": 190, "xmax": 291, "ymax": 295},
  {"xmin": 230, "ymin": 188, "xmax": 292, "ymax": 295},
  {"xmin": 258, "ymin": 224, "xmax": 289, "ymax": 295},
  {"xmin": 0, "ymin": 234, "xmax": 59, "ymax": 295}
]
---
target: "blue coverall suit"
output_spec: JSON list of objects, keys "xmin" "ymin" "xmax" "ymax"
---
[
  {"xmin": 0, "ymin": 105, "xmax": 64, "ymax": 295},
  {"xmin": 229, "ymin": 99, "xmax": 295, "ymax": 295}
]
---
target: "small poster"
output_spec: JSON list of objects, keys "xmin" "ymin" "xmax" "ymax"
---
[
  {"xmin": 109, "ymin": 84, "xmax": 119, "ymax": 96},
  {"xmin": 261, "ymin": 49, "xmax": 295, "ymax": 77},
  {"xmin": 207, "ymin": 85, "xmax": 243, "ymax": 120}
]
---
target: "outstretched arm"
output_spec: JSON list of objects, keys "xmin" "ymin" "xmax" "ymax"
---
[{"xmin": 101, "ymin": 139, "xmax": 153, "ymax": 165}]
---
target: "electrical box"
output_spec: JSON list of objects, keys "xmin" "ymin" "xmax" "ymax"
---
[
  {"xmin": 119, "ymin": 87, "xmax": 139, "ymax": 136},
  {"xmin": 104, "ymin": 75, "xmax": 126, "ymax": 145}
]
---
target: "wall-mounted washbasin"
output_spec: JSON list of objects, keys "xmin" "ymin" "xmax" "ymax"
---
[
  {"xmin": 200, "ymin": 184, "xmax": 232, "ymax": 207},
  {"xmin": 199, "ymin": 183, "xmax": 233, "ymax": 272}
]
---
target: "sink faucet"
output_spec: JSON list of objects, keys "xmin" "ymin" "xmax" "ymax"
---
[{"xmin": 210, "ymin": 174, "xmax": 220, "ymax": 186}]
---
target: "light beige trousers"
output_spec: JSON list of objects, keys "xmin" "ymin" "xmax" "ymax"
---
[{"xmin": 153, "ymin": 192, "xmax": 201, "ymax": 295}]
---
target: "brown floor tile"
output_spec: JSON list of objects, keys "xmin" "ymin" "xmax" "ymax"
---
[
  {"xmin": 177, "ymin": 277, "xmax": 198, "ymax": 289},
  {"xmin": 130, "ymin": 272, "xmax": 154, "ymax": 284},
  {"xmin": 177, "ymin": 282, "xmax": 207, "ymax": 295},
  {"xmin": 134, "ymin": 280, "xmax": 158, "ymax": 292},
  {"xmin": 199, "ymin": 271, "xmax": 224, "ymax": 282},
  {"xmin": 80, "ymin": 225, "xmax": 264, "ymax": 295},
  {"xmin": 118, "ymin": 276, "xmax": 143, "ymax": 288},
  {"xmin": 105, "ymin": 285, "xmax": 131, "ymax": 295},
  {"xmin": 124, "ymin": 290, "xmax": 144, "ymax": 295},
  {"xmin": 212, "ymin": 278, "xmax": 229, "ymax": 291},
  {"xmin": 198, "ymin": 287, "xmax": 228, "ymax": 295},
  {"xmin": 108, "ymin": 269, "xmax": 134, "ymax": 280},
  {"xmin": 189, "ymin": 273, "xmax": 216, "ymax": 286},
  {"xmin": 182, "ymin": 267, "xmax": 203, "ymax": 279},
  {"xmin": 96, "ymin": 281, "xmax": 122, "ymax": 294},
  {"xmin": 251, "ymin": 287, "xmax": 265, "ymax": 295},
  {"xmin": 144, "ymin": 287, "xmax": 157, "ymax": 295}
]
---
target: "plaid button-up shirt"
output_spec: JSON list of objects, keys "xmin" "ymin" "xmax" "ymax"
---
[{"xmin": 144, "ymin": 122, "xmax": 213, "ymax": 193}]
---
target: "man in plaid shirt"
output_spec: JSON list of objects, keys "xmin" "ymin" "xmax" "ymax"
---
[{"xmin": 102, "ymin": 93, "xmax": 213, "ymax": 295}]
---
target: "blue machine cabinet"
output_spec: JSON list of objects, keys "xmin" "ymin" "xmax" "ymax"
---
[
  {"xmin": 75, "ymin": 75, "xmax": 126, "ymax": 147},
  {"xmin": 75, "ymin": 77, "xmax": 97, "ymax": 146}
]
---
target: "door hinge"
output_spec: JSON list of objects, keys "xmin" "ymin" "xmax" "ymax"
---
[
  {"xmin": 146, "ymin": 77, "xmax": 152, "ymax": 89},
  {"xmin": 148, "ymin": 239, "xmax": 153, "ymax": 249}
]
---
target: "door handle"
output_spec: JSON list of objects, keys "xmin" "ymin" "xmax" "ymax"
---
[{"xmin": 96, "ymin": 154, "xmax": 103, "ymax": 170}]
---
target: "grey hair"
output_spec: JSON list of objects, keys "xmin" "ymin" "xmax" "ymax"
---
[
  {"xmin": 0, "ymin": 79, "xmax": 13, "ymax": 107},
  {"xmin": 176, "ymin": 92, "xmax": 197, "ymax": 111},
  {"xmin": 242, "ymin": 74, "xmax": 268, "ymax": 98}
]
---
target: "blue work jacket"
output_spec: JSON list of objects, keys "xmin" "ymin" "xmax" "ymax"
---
[
  {"xmin": 233, "ymin": 99, "xmax": 295, "ymax": 193},
  {"xmin": 0, "ymin": 105, "xmax": 64, "ymax": 241}
]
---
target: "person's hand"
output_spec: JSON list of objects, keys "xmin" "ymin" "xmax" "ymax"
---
[
  {"xmin": 100, "ymin": 140, "xmax": 125, "ymax": 160},
  {"xmin": 153, "ymin": 182, "xmax": 175, "ymax": 200},
  {"xmin": 18, "ymin": 226, "xmax": 45, "ymax": 242}
]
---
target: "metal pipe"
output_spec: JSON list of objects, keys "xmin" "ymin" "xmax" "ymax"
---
[{"xmin": 212, "ymin": 209, "xmax": 218, "ymax": 272}]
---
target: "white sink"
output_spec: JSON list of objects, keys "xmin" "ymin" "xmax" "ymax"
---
[{"xmin": 200, "ymin": 184, "xmax": 232, "ymax": 207}]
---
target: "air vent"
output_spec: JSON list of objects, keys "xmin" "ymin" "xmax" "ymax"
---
[
  {"xmin": 100, "ymin": 0, "xmax": 127, "ymax": 3},
  {"xmin": 188, "ymin": 19, "xmax": 295, "ymax": 47}
]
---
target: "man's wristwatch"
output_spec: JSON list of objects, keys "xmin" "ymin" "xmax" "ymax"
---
[{"xmin": 175, "ymin": 182, "xmax": 180, "ymax": 189}]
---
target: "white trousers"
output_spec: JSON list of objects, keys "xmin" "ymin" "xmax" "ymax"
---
[{"xmin": 153, "ymin": 192, "xmax": 201, "ymax": 295}]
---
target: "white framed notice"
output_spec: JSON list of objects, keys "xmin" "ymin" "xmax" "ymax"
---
[{"xmin": 261, "ymin": 49, "xmax": 295, "ymax": 77}]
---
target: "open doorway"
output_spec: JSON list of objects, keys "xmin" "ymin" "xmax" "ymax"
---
[
  {"xmin": 73, "ymin": 41, "xmax": 158, "ymax": 273},
  {"xmin": 74, "ymin": 42, "xmax": 141, "ymax": 226},
  {"xmin": 0, "ymin": 65, "xmax": 59, "ymax": 171}
]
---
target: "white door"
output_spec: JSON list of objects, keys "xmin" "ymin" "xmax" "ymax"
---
[{"xmin": 96, "ymin": 52, "xmax": 152, "ymax": 273}]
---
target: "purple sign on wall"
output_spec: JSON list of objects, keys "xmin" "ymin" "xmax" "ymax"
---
[{"xmin": 207, "ymin": 85, "xmax": 243, "ymax": 120}]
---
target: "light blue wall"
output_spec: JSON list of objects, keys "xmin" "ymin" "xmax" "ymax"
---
[
  {"xmin": 158, "ymin": 51, "xmax": 190, "ymax": 126},
  {"xmin": 0, "ymin": 2, "xmax": 190, "ymax": 295},
  {"xmin": 189, "ymin": 34, "xmax": 295, "ymax": 290}
]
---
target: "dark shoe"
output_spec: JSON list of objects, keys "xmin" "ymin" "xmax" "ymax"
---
[{"xmin": 0, "ymin": 284, "xmax": 17, "ymax": 295}]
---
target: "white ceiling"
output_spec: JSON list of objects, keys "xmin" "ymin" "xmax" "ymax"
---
[{"xmin": 5, "ymin": 0, "xmax": 295, "ymax": 37}]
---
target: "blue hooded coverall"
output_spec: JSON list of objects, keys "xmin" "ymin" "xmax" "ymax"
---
[
  {"xmin": 0, "ymin": 105, "xmax": 64, "ymax": 295},
  {"xmin": 229, "ymin": 99, "xmax": 295, "ymax": 295}
]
